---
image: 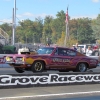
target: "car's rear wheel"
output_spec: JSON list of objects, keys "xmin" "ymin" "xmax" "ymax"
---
[
  {"xmin": 31, "ymin": 61, "xmax": 44, "ymax": 73},
  {"xmin": 14, "ymin": 67, "xmax": 24, "ymax": 73},
  {"xmin": 76, "ymin": 63, "xmax": 87, "ymax": 72}
]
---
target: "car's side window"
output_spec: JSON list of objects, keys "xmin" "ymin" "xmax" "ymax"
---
[
  {"xmin": 58, "ymin": 48, "xmax": 63, "ymax": 55},
  {"xmin": 62, "ymin": 49, "xmax": 68, "ymax": 56},
  {"xmin": 54, "ymin": 48, "xmax": 64, "ymax": 56},
  {"xmin": 54, "ymin": 49, "xmax": 58, "ymax": 55},
  {"xmin": 58, "ymin": 48, "xmax": 68, "ymax": 56},
  {"xmin": 67, "ymin": 49, "xmax": 76, "ymax": 56},
  {"xmin": 54, "ymin": 48, "xmax": 76, "ymax": 56}
]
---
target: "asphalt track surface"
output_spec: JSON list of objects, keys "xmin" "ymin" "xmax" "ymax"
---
[
  {"xmin": 0, "ymin": 84, "xmax": 100, "ymax": 100},
  {"xmin": 0, "ymin": 66, "xmax": 100, "ymax": 100},
  {"xmin": 0, "ymin": 65, "xmax": 100, "ymax": 74}
]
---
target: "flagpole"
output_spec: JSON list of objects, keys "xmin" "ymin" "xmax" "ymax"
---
[
  {"xmin": 65, "ymin": 7, "xmax": 69, "ymax": 47},
  {"xmin": 64, "ymin": 24, "xmax": 67, "ymax": 47}
]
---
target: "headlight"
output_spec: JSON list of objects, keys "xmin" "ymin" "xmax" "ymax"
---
[{"xmin": 6, "ymin": 57, "xmax": 13, "ymax": 61}]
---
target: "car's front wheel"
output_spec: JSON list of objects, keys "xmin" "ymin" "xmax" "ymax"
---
[
  {"xmin": 14, "ymin": 67, "xmax": 24, "ymax": 73},
  {"xmin": 31, "ymin": 61, "xmax": 44, "ymax": 73},
  {"xmin": 76, "ymin": 63, "xmax": 87, "ymax": 72}
]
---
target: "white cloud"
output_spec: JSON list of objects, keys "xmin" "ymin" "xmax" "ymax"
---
[
  {"xmin": 0, "ymin": 19, "xmax": 12, "ymax": 23},
  {"xmin": 17, "ymin": 12, "xmax": 55, "ymax": 19},
  {"xmin": 23, "ymin": 12, "xmax": 34, "ymax": 17},
  {"xmin": 71, "ymin": 15, "xmax": 97, "ymax": 19},
  {"xmin": 92, "ymin": 0, "xmax": 100, "ymax": 3}
]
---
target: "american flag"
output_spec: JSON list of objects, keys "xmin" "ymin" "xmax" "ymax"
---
[{"xmin": 65, "ymin": 7, "xmax": 68, "ymax": 24}]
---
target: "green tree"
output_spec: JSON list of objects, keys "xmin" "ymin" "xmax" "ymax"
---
[
  {"xmin": 0, "ymin": 23, "xmax": 12, "ymax": 37},
  {"xmin": 69, "ymin": 19, "xmax": 78, "ymax": 40},
  {"xmin": 92, "ymin": 14, "xmax": 100, "ymax": 42},
  {"xmin": 51, "ymin": 10, "xmax": 66, "ymax": 43},
  {"xmin": 34, "ymin": 17, "xmax": 43, "ymax": 43},
  {"xmin": 0, "ymin": 10, "xmax": 97, "ymax": 45},
  {"xmin": 17, "ymin": 18, "xmax": 43, "ymax": 43},
  {"xmin": 43, "ymin": 15, "xmax": 53, "ymax": 44},
  {"xmin": 57, "ymin": 31, "xmax": 65, "ymax": 46},
  {"xmin": 76, "ymin": 18, "xmax": 94, "ymax": 44}
]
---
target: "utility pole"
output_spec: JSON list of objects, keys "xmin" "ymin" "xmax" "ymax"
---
[
  {"xmin": 12, "ymin": 8, "xmax": 14, "ymax": 45},
  {"xmin": 12, "ymin": 0, "xmax": 16, "ymax": 45}
]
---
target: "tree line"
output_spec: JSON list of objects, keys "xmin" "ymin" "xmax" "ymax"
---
[{"xmin": 0, "ymin": 10, "xmax": 100, "ymax": 47}]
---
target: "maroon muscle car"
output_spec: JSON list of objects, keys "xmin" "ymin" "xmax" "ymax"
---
[{"xmin": 5, "ymin": 46, "xmax": 98, "ymax": 73}]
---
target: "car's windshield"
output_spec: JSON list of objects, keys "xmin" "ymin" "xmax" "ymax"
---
[{"xmin": 37, "ymin": 47, "xmax": 54, "ymax": 54}]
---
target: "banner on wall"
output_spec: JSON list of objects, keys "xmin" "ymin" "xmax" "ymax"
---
[{"xmin": 0, "ymin": 73, "xmax": 100, "ymax": 89}]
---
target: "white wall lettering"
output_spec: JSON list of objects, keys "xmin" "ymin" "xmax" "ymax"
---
[{"xmin": 0, "ymin": 74, "xmax": 100, "ymax": 86}]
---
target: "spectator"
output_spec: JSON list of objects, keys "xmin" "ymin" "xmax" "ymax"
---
[
  {"xmin": 86, "ymin": 46, "xmax": 93, "ymax": 56},
  {"xmin": 46, "ymin": 43, "xmax": 50, "ymax": 47},
  {"xmin": 74, "ymin": 43, "xmax": 78, "ymax": 51}
]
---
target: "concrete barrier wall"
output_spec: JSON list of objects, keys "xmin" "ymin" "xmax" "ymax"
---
[
  {"xmin": 0, "ymin": 54, "xmax": 11, "ymax": 68},
  {"xmin": 0, "ymin": 72, "xmax": 100, "ymax": 89},
  {"xmin": 0, "ymin": 64, "xmax": 11, "ymax": 68}
]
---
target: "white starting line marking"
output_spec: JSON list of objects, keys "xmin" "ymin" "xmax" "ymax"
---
[{"xmin": 0, "ymin": 91, "xmax": 100, "ymax": 100}]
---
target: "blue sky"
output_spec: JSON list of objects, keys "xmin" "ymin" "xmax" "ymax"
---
[{"xmin": 0, "ymin": 0, "xmax": 100, "ymax": 24}]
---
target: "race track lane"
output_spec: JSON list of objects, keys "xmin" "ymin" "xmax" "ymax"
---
[
  {"xmin": 0, "ymin": 84, "xmax": 100, "ymax": 100},
  {"xmin": 0, "ymin": 67, "xmax": 100, "ymax": 99}
]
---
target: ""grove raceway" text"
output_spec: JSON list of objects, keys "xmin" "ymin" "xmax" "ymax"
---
[{"xmin": 0, "ymin": 74, "xmax": 100, "ymax": 86}]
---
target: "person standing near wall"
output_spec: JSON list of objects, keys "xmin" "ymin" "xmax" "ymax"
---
[
  {"xmin": 74, "ymin": 43, "xmax": 78, "ymax": 51},
  {"xmin": 86, "ymin": 46, "xmax": 93, "ymax": 56}
]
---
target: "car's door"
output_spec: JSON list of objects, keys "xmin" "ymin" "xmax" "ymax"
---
[{"xmin": 49, "ymin": 47, "xmax": 77, "ymax": 69}]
